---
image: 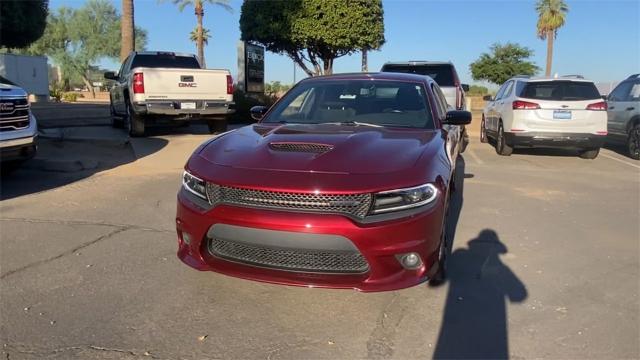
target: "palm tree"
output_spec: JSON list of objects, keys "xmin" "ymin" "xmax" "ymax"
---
[
  {"xmin": 190, "ymin": 27, "xmax": 211, "ymax": 46},
  {"xmin": 361, "ymin": 49, "xmax": 368, "ymax": 72},
  {"xmin": 120, "ymin": 0, "xmax": 135, "ymax": 62},
  {"xmin": 536, "ymin": 0, "xmax": 569, "ymax": 76},
  {"xmin": 171, "ymin": 0, "xmax": 232, "ymax": 68}
]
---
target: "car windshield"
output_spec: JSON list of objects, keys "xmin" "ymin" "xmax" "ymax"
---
[
  {"xmin": 519, "ymin": 81, "xmax": 601, "ymax": 101},
  {"xmin": 381, "ymin": 64, "xmax": 455, "ymax": 86},
  {"xmin": 0, "ymin": 75, "xmax": 16, "ymax": 86},
  {"xmin": 131, "ymin": 54, "xmax": 201, "ymax": 69},
  {"xmin": 263, "ymin": 80, "xmax": 434, "ymax": 129}
]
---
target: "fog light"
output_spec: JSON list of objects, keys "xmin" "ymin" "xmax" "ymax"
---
[
  {"xmin": 182, "ymin": 232, "xmax": 192, "ymax": 245},
  {"xmin": 397, "ymin": 252, "xmax": 422, "ymax": 270}
]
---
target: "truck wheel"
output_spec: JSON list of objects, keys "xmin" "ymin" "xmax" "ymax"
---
[
  {"xmin": 110, "ymin": 103, "xmax": 124, "ymax": 128},
  {"xmin": 207, "ymin": 117, "xmax": 228, "ymax": 134},
  {"xmin": 579, "ymin": 148, "xmax": 600, "ymax": 159},
  {"xmin": 496, "ymin": 123, "xmax": 513, "ymax": 156},
  {"xmin": 627, "ymin": 123, "xmax": 640, "ymax": 160},
  {"xmin": 480, "ymin": 117, "xmax": 488, "ymax": 143},
  {"xmin": 460, "ymin": 127, "xmax": 469, "ymax": 153},
  {"xmin": 126, "ymin": 100, "xmax": 146, "ymax": 137}
]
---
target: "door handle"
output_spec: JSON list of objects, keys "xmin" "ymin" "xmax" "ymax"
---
[
  {"xmin": 608, "ymin": 106, "xmax": 615, "ymax": 110},
  {"xmin": 626, "ymin": 107, "xmax": 635, "ymax": 111}
]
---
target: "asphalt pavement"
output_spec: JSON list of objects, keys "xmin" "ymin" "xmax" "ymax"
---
[{"xmin": 1, "ymin": 126, "xmax": 639, "ymax": 359}]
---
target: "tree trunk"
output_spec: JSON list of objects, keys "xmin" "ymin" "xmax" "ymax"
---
[
  {"xmin": 196, "ymin": 2, "xmax": 206, "ymax": 68},
  {"xmin": 545, "ymin": 30, "xmax": 553, "ymax": 77},
  {"xmin": 361, "ymin": 49, "xmax": 368, "ymax": 72},
  {"xmin": 82, "ymin": 75, "xmax": 95, "ymax": 99},
  {"xmin": 120, "ymin": 0, "xmax": 135, "ymax": 62},
  {"xmin": 323, "ymin": 58, "xmax": 333, "ymax": 75}
]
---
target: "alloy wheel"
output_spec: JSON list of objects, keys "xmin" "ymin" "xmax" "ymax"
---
[{"xmin": 628, "ymin": 125, "xmax": 640, "ymax": 159}]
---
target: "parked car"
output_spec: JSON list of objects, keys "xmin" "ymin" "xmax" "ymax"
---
[
  {"xmin": 104, "ymin": 51, "xmax": 235, "ymax": 137},
  {"xmin": 381, "ymin": 61, "xmax": 470, "ymax": 152},
  {"xmin": 176, "ymin": 72, "xmax": 471, "ymax": 291},
  {"xmin": 606, "ymin": 74, "xmax": 640, "ymax": 159},
  {"xmin": 0, "ymin": 76, "xmax": 37, "ymax": 170},
  {"xmin": 480, "ymin": 75, "xmax": 607, "ymax": 159}
]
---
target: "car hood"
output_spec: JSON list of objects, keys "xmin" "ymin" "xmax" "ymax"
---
[{"xmin": 198, "ymin": 123, "xmax": 440, "ymax": 175}]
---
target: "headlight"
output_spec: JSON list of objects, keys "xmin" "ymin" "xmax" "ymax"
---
[
  {"xmin": 371, "ymin": 183, "xmax": 438, "ymax": 214},
  {"xmin": 182, "ymin": 170, "xmax": 207, "ymax": 200}
]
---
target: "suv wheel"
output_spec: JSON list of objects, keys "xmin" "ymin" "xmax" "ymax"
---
[
  {"xmin": 126, "ymin": 100, "xmax": 146, "ymax": 137},
  {"xmin": 579, "ymin": 148, "xmax": 600, "ymax": 159},
  {"xmin": 480, "ymin": 117, "xmax": 488, "ymax": 143},
  {"xmin": 627, "ymin": 123, "xmax": 640, "ymax": 160},
  {"xmin": 430, "ymin": 200, "xmax": 450, "ymax": 286},
  {"xmin": 496, "ymin": 123, "xmax": 513, "ymax": 156},
  {"xmin": 207, "ymin": 117, "xmax": 228, "ymax": 134}
]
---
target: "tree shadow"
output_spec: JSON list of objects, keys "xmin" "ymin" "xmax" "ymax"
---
[{"xmin": 433, "ymin": 230, "xmax": 527, "ymax": 360}]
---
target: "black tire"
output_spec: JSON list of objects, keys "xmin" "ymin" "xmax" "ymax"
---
[
  {"xmin": 207, "ymin": 117, "xmax": 228, "ymax": 134},
  {"xmin": 125, "ymin": 100, "xmax": 146, "ymax": 137},
  {"xmin": 430, "ymin": 200, "xmax": 450, "ymax": 286},
  {"xmin": 579, "ymin": 148, "xmax": 600, "ymax": 159},
  {"xmin": 496, "ymin": 123, "xmax": 513, "ymax": 156},
  {"xmin": 627, "ymin": 123, "xmax": 640, "ymax": 160},
  {"xmin": 460, "ymin": 127, "xmax": 469, "ymax": 153},
  {"xmin": 480, "ymin": 117, "xmax": 488, "ymax": 143},
  {"xmin": 110, "ymin": 103, "xmax": 124, "ymax": 128}
]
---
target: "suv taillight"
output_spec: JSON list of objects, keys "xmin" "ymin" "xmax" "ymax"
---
[
  {"xmin": 512, "ymin": 100, "xmax": 540, "ymax": 110},
  {"xmin": 226, "ymin": 75, "xmax": 233, "ymax": 95},
  {"xmin": 133, "ymin": 72, "xmax": 144, "ymax": 94},
  {"xmin": 586, "ymin": 101, "xmax": 607, "ymax": 111}
]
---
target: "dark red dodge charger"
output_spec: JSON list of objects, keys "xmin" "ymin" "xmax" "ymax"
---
[{"xmin": 176, "ymin": 72, "xmax": 471, "ymax": 291}]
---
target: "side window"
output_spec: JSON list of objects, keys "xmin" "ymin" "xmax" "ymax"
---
[
  {"xmin": 280, "ymin": 87, "xmax": 316, "ymax": 119},
  {"xmin": 122, "ymin": 55, "xmax": 134, "ymax": 77},
  {"xmin": 494, "ymin": 82, "xmax": 509, "ymax": 100},
  {"xmin": 117, "ymin": 56, "xmax": 129, "ymax": 77},
  {"xmin": 609, "ymin": 81, "xmax": 633, "ymax": 102},
  {"xmin": 627, "ymin": 81, "xmax": 640, "ymax": 101},
  {"xmin": 501, "ymin": 81, "xmax": 514, "ymax": 99},
  {"xmin": 431, "ymin": 83, "xmax": 447, "ymax": 118},
  {"xmin": 515, "ymin": 80, "xmax": 527, "ymax": 97}
]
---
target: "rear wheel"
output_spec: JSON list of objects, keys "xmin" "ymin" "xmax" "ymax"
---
[
  {"xmin": 579, "ymin": 148, "xmax": 600, "ymax": 159},
  {"xmin": 480, "ymin": 117, "xmax": 488, "ymax": 143},
  {"xmin": 125, "ymin": 100, "xmax": 146, "ymax": 137},
  {"xmin": 207, "ymin": 117, "xmax": 228, "ymax": 134},
  {"xmin": 110, "ymin": 103, "xmax": 124, "ymax": 128},
  {"xmin": 496, "ymin": 123, "xmax": 513, "ymax": 156},
  {"xmin": 627, "ymin": 123, "xmax": 640, "ymax": 160}
]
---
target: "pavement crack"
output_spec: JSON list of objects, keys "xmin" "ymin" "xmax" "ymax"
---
[
  {"xmin": 365, "ymin": 293, "xmax": 409, "ymax": 360},
  {"xmin": 0, "ymin": 227, "xmax": 130, "ymax": 280},
  {"xmin": 4, "ymin": 344, "xmax": 159, "ymax": 359}
]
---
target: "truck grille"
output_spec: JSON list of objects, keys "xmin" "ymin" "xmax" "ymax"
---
[
  {"xmin": 207, "ymin": 237, "xmax": 369, "ymax": 274},
  {"xmin": 206, "ymin": 184, "xmax": 372, "ymax": 219},
  {"xmin": 0, "ymin": 97, "xmax": 30, "ymax": 132}
]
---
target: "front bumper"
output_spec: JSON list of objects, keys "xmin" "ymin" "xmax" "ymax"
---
[
  {"xmin": 133, "ymin": 100, "xmax": 235, "ymax": 117},
  {"xmin": 176, "ymin": 188, "xmax": 445, "ymax": 292},
  {"xmin": 0, "ymin": 135, "xmax": 37, "ymax": 161},
  {"xmin": 505, "ymin": 132, "xmax": 606, "ymax": 149}
]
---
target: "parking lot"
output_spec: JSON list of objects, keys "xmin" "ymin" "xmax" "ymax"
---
[{"xmin": 1, "ymin": 113, "xmax": 638, "ymax": 359}]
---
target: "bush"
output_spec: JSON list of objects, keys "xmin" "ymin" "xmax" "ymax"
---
[
  {"xmin": 229, "ymin": 90, "xmax": 277, "ymax": 124},
  {"xmin": 49, "ymin": 87, "xmax": 64, "ymax": 102},
  {"xmin": 467, "ymin": 85, "xmax": 489, "ymax": 96},
  {"xmin": 61, "ymin": 92, "xmax": 82, "ymax": 102}
]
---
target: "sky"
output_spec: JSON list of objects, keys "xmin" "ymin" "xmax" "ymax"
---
[{"xmin": 49, "ymin": 0, "xmax": 640, "ymax": 87}]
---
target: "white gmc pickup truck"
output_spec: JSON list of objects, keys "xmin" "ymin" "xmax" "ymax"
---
[{"xmin": 105, "ymin": 51, "xmax": 235, "ymax": 137}]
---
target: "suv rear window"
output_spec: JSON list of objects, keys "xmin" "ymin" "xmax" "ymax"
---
[
  {"xmin": 381, "ymin": 64, "xmax": 455, "ymax": 86},
  {"xmin": 519, "ymin": 81, "xmax": 600, "ymax": 101},
  {"xmin": 131, "ymin": 54, "xmax": 201, "ymax": 69}
]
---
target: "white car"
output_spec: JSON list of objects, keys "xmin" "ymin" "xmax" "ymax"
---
[
  {"xmin": 1, "ymin": 76, "xmax": 38, "ymax": 168},
  {"xmin": 480, "ymin": 76, "xmax": 607, "ymax": 159}
]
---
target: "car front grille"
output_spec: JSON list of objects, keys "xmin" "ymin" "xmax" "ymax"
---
[
  {"xmin": 0, "ymin": 97, "xmax": 30, "ymax": 132},
  {"xmin": 268, "ymin": 142, "xmax": 334, "ymax": 154},
  {"xmin": 207, "ymin": 237, "xmax": 369, "ymax": 274},
  {"xmin": 206, "ymin": 184, "xmax": 372, "ymax": 219}
]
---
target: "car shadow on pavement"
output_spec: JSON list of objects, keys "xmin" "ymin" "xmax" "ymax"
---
[
  {"xmin": 445, "ymin": 155, "xmax": 467, "ymax": 253},
  {"xmin": 432, "ymin": 230, "xmax": 528, "ymax": 360},
  {"xmin": 0, "ymin": 137, "xmax": 168, "ymax": 201},
  {"xmin": 512, "ymin": 147, "xmax": 582, "ymax": 157}
]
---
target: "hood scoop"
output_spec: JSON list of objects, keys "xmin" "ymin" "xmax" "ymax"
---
[{"xmin": 268, "ymin": 142, "xmax": 334, "ymax": 154}]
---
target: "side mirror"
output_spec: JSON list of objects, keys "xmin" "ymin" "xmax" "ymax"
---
[
  {"xmin": 104, "ymin": 71, "xmax": 117, "ymax": 80},
  {"xmin": 482, "ymin": 95, "xmax": 493, "ymax": 101},
  {"xmin": 461, "ymin": 84, "xmax": 470, "ymax": 92},
  {"xmin": 443, "ymin": 110, "xmax": 472, "ymax": 126},
  {"xmin": 250, "ymin": 105, "xmax": 269, "ymax": 121}
]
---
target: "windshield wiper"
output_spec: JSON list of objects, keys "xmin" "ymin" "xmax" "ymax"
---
[{"xmin": 323, "ymin": 121, "xmax": 382, "ymax": 128}]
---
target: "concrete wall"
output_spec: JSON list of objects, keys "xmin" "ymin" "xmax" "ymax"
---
[{"xmin": 0, "ymin": 53, "xmax": 49, "ymax": 100}]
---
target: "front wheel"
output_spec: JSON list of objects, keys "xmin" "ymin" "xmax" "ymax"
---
[
  {"xmin": 579, "ymin": 148, "xmax": 600, "ymax": 159},
  {"xmin": 496, "ymin": 123, "xmax": 513, "ymax": 156},
  {"xmin": 627, "ymin": 123, "xmax": 640, "ymax": 160},
  {"xmin": 207, "ymin": 117, "xmax": 228, "ymax": 134},
  {"xmin": 480, "ymin": 117, "xmax": 488, "ymax": 143},
  {"xmin": 460, "ymin": 127, "xmax": 469, "ymax": 153},
  {"xmin": 430, "ymin": 201, "xmax": 450, "ymax": 286}
]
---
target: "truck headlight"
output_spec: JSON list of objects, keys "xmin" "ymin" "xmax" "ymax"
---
[
  {"xmin": 371, "ymin": 183, "xmax": 438, "ymax": 214},
  {"xmin": 182, "ymin": 170, "xmax": 207, "ymax": 200}
]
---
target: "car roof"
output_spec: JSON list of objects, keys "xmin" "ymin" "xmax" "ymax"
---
[
  {"xmin": 301, "ymin": 72, "xmax": 434, "ymax": 83},
  {"xmin": 382, "ymin": 61, "xmax": 453, "ymax": 66},
  {"xmin": 133, "ymin": 51, "xmax": 196, "ymax": 58},
  {"xmin": 511, "ymin": 75, "xmax": 594, "ymax": 83}
]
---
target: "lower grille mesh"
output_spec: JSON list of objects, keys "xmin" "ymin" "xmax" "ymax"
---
[{"xmin": 208, "ymin": 237, "xmax": 369, "ymax": 274}]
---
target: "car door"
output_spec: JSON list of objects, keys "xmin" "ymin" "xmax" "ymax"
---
[
  {"xmin": 489, "ymin": 82, "xmax": 509, "ymax": 132},
  {"xmin": 113, "ymin": 55, "xmax": 133, "ymax": 115},
  {"xmin": 494, "ymin": 80, "xmax": 514, "ymax": 130},
  {"xmin": 607, "ymin": 80, "xmax": 636, "ymax": 137}
]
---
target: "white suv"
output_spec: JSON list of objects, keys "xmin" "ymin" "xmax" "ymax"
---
[{"xmin": 480, "ymin": 76, "xmax": 607, "ymax": 159}]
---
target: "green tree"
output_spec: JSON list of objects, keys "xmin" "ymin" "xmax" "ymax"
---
[
  {"xmin": 23, "ymin": 0, "xmax": 147, "ymax": 98},
  {"xmin": 121, "ymin": 0, "xmax": 135, "ymax": 61},
  {"xmin": 240, "ymin": 0, "xmax": 385, "ymax": 76},
  {"xmin": 264, "ymin": 81, "xmax": 291, "ymax": 96},
  {"xmin": 171, "ymin": 0, "xmax": 232, "ymax": 68},
  {"xmin": 0, "ymin": 0, "xmax": 49, "ymax": 49},
  {"xmin": 469, "ymin": 43, "xmax": 540, "ymax": 85},
  {"xmin": 536, "ymin": 0, "xmax": 569, "ymax": 77},
  {"xmin": 190, "ymin": 27, "xmax": 211, "ymax": 46}
]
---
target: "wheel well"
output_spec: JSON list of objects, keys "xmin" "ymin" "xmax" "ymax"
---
[{"xmin": 627, "ymin": 116, "xmax": 640, "ymax": 133}]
